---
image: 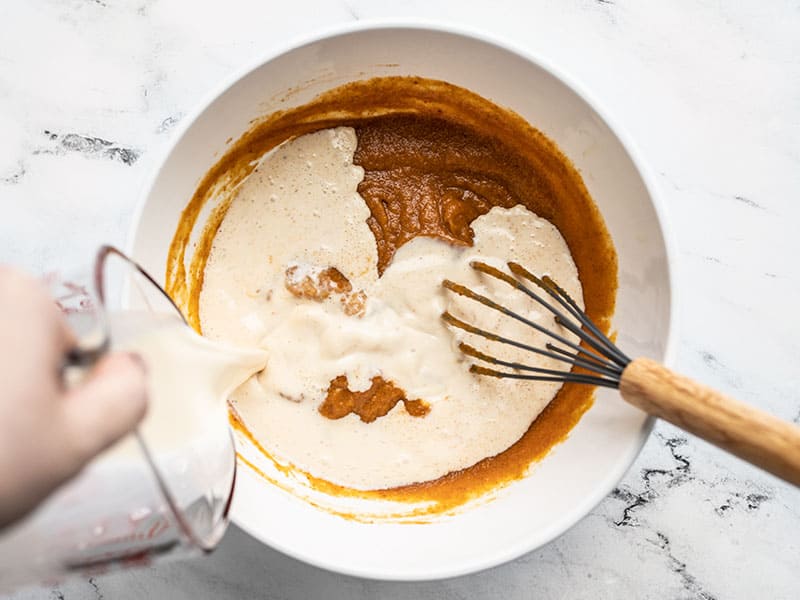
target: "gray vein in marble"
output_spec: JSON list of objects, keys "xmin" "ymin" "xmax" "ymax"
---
[
  {"xmin": 609, "ymin": 429, "xmax": 783, "ymax": 599},
  {"xmin": 733, "ymin": 195, "xmax": 766, "ymax": 211},
  {"xmin": 0, "ymin": 162, "xmax": 26, "ymax": 185},
  {"xmin": 133, "ymin": 1, "xmax": 159, "ymax": 19},
  {"xmin": 86, "ymin": 578, "xmax": 102, "ymax": 600},
  {"xmin": 590, "ymin": 0, "xmax": 618, "ymax": 25},
  {"xmin": 698, "ymin": 350, "xmax": 743, "ymax": 390},
  {"xmin": 612, "ymin": 431, "xmax": 778, "ymax": 529},
  {"xmin": 699, "ymin": 350, "xmax": 721, "ymax": 369},
  {"xmin": 658, "ymin": 172, "xmax": 778, "ymax": 218},
  {"xmin": 342, "ymin": 0, "xmax": 360, "ymax": 21},
  {"xmin": 141, "ymin": 68, "xmax": 168, "ymax": 112},
  {"xmin": 549, "ymin": 544, "xmax": 572, "ymax": 578},
  {"xmin": 611, "ymin": 434, "xmax": 691, "ymax": 527},
  {"xmin": 37, "ymin": 131, "xmax": 140, "ymax": 166},
  {"xmin": 714, "ymin": 491, "xmax": 770, "ymax": 516},
  {"xmin": 681, "ymin": 249, "xmax": 732, "ymax": 268},
  {"xmin": 156, "ymin": 115, "xmax": 182, "ymax": 134},
  {"xmin": 649, "ymin": 531, "xmax": 717, "ymax": 600}
]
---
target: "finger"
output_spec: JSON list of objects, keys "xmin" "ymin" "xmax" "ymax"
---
[
  {"xmin": 60, "ymin": 352, "xmax": 148, "ymax": 469},
  {"xmin": 0, "ymin": 266, "xmax": 75, "ymax": 353}
]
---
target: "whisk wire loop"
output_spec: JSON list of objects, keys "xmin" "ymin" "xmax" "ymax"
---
[
  {"xmin": 507, "ymin": 262, "xmax": 631, "ymax": 366},
  {"xmin": 442, "ymin": 261, "xmax": 631, "ymax": 387},
  {"xmin": 442, "ymin": 279, "xmax": 621, "ymax": 373},
  {"xmin": 459, "ymin": 342, "xmax": 623, "ymax": 384},
  {"xmin": 470, "ymin": 365, "xmax": 620, "ymax": 388},
  {"xmin": 471, "ymin": 261, "xmax": 629, "ymax": 368},
  {"xmin": 442, "ymin": 311, "xmax": 598, "ymax": 370}
]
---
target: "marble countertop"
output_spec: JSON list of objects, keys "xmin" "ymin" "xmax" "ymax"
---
[{"xmin": 2, "ymin": 1, "xmax": 798, "ymax": 598}]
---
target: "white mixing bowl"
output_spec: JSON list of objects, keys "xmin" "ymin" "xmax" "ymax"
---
[{"xmin": 129, "ymin": 23, "xmax": 674, "ymax": 580}]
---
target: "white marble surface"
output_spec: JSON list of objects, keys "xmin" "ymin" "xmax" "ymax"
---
[{"xmin": 1, "ymin": 1, "xmax": 799, "ymax": 598}]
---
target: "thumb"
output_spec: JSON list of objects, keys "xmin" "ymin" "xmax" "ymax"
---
[{"xmin": 61, "ymin": 352, "xmax": 148, "ymax": 469}]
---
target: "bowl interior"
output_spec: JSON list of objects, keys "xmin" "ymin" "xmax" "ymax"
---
[{"xmin": 130, "ymin": 26, "xmax": 671, "ymax": 580}]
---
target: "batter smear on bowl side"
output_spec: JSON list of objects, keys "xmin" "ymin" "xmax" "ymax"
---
[{"xmin": 166, "ymin": 77, "xmax": 618, "ymax": 514}]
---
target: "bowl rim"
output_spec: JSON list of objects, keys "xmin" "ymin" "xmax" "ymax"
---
[{"xmin": 127, "ymin": 19, "xmax": 679, "ymax": 581}]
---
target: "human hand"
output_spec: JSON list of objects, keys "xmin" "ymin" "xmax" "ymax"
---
[{"xmin": 0, "ymin": 267, "xmax": 147, "ymax": 528}]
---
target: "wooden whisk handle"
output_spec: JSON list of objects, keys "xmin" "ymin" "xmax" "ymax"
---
[{"xmin": 620, "ymin": 357, "xmax": 800, "ymax": 486}]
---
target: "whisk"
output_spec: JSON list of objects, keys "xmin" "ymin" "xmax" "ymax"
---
[{"xmin": 443, "ymin": 261, "xmax": 800, "ymax": 486}]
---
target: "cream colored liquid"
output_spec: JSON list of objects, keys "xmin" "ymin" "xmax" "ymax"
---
[
  {"xmin": 105, "ymin": 313, "xmax": 267, "ymax": 458},
  {"xmin": 201, "ymin": 127, "xmax": 583, "ymax": 490}
]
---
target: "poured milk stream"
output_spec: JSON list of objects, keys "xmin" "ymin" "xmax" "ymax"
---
[
  {"xmin": 201, "ymin": 127, "xmax": 583, "ymax": 490},
  {"xmin": 104, "ymin": 313, "xmax": 267, "ymax": 458},
  {"xmin": 0, "ymin": 318, "xmax": 267, "ymax": 590}
]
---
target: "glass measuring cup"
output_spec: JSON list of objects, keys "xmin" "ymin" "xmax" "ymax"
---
[{"xmin": 0, "ymin": 246, "xmax": 240, "ymax": 592}]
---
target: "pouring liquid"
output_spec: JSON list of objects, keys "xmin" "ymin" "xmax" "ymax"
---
[
  {"xmin": 0, "ymin": 311, "xmax": 267, "ymax": 590},
  {"xmin": 106, "ymin": 311, "xmax": 268, "ymax": 458}
]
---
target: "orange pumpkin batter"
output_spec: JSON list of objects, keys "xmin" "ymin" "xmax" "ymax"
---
[{"xmin": 166, "ymin": 76, "xmax": 618, "ymax": 516}]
